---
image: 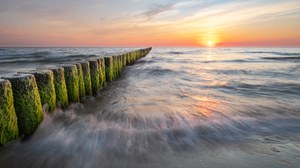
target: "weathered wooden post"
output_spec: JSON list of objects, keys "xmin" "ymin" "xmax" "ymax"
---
[
  {"xmin": 112, "ymin": 56, "xmax": 118, "ymax": 79},
  {"xmin": 75, "ymin": 63, "xmax": 86, "ymax": 99},
  {"xmin": 80, "ymin": 61, "xmax": 92, "ymax": 96},
  {"xmin": 48, "ymin": 67, "xmax": 69, "ymax": 109},
  {"xmin": 118, "ymin": 55, "xmax": 123, "ymax": 74},
  {"xmin": 2, "ymin": 74, "xmax": 43, "ymax": 136},
  {"xmin": 89, "ymin": 60, "xmax": 101, "ymax": 95},
  {"xmin": 99, "ymin": 57, "xmax": 106, "ymax": 86},
  {"xmin": 97, "ymin": 58, "xmax": 105, "ymax": 88},
  {"xmin": 26, "ymin": 70, "xmax": 56, "ymax": 112},
  {"xmin": 0, "ymin": 79, "xmax": 19, "ymax": 145},
  {"xmin": 104, "ymin": 57, "xmax": 114, "ymax": 82},
  {"xmin": 122, "ymin": 54, "xmax": 126, "ymax": 68},
  {"xmin": 63, "ymin": 65, "xmax": 80, "ymax": 103}
]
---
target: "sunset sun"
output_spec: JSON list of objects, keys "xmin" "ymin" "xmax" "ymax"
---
[
  {"xmin": 199, "ymin": 31, "xmax": 220, "ymax": 47},
  {"xmin": 207, "ymin": 40, "xmax": 215, "ymax": 47}
]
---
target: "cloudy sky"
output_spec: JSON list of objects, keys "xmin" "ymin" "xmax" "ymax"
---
[{"xmin": 0, "ymin": 0, "xmax": 300, "ymax": 47}]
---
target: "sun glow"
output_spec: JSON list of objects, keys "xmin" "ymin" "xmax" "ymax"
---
[
  {"xmin": 199, "ymin": 30, "xmax": 220, "ymax": 47},
  {"xmin": 207, "ymin": 40, "xmax": 215, "ymax": 47}
]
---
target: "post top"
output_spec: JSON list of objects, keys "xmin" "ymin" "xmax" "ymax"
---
[{"xmin": 1, "ymin": 73, "xmax": 34, "ymax": 80}]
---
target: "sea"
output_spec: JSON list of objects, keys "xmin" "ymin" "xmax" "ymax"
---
[{"xmin": 0, "ymin": 47, "xmax": 299, "ymax": 168}]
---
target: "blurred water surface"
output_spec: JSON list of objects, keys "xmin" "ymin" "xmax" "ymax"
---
[{"xmin": 0, "ymin": 47, "xmax": 300, "ymax": 168}]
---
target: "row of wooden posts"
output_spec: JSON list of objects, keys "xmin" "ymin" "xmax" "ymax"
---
[{"xmin": 0, "ymin": 47, "xmax": 152, "ymax": 145}]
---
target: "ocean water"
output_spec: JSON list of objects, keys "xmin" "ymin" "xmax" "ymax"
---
[{"xmin": 0, "ymin": 47, "xmax": 300, "ymax": 168}]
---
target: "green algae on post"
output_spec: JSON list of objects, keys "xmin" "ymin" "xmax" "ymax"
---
[
  {"xmin": 80, "ymin": 62, "xmax": 92, "ymax": 96},
  {"xmin": 99, "ymin": 57, "xmax": 106, "ymax": 86},
  {"xmin": 118, "ymin": 55, "xmax": 123, "ymax": 74},
  {"xmin": 128, "ymin": 52, "xmax": 133, "ymax": 65},
  {"xmin": 112, "ymin": 56, "xmax": 119, "ymax": 78},
  {"xmin": 122, "ymin": 54, "xmax": 126, "ymax": 68},
  {"xmin": 133, "ymin": 51, "xmax": 137, "ymax": 61},
  {"xmin": 63, "ymin": 65, "xmax": 80, "ymax": 103},
  {"xmin": 75, "ymin": 63, "xmax": 86, "ymax": 99},
  {"xmin": 126, "ymin": 53, "xmax": 130, "ymax": 65},
  {"xmin": 118, "ymin": 55, "xmax": 122, "ymax": 74},
  {"xmin": 128, "ymin": 52, "xmax": 132, "ymax": 65},
  {"xmin": 0, "ymin": 79, "xmax": 19, "ymax": 145},
  {"xmin": 116, "ymin": 55, "xmax": 120, "ymax": 75},
  {"xmin": 104, "ymin": 57, "xmax": 114, "ymax": 82},
  {"xmin": 97, "ymin": 58, "xmax": 105, "ymax": 88},
  {"xmin": 28, "ymin": 70, "xmax": 57, "ymax": 112},
  {"xmin": 2, "ymin": 74, "xmax": 43, "ymax": 136},
  {"xmin": 48, "ymin": 67, "xmax": 69, "ymax": 109},
  {"xmin": 89, "ymin": 60, "xmax": 101, "ymax": 95}
]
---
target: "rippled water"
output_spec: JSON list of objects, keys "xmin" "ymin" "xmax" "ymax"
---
[
  {"xmin": 0, "ymin": 47, "xmax": 300, "ymax": 168},
  {"xmin": 0, "ymin": 47, "xmax": 134, "ymax": 75}
]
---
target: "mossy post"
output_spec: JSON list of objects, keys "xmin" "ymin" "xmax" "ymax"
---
[
  {"xmin": 132, "ymin": 52, "xmax": 135, "ymax": 63},
  {"xmin": 143, "ymin": 48, "xmax": 149, "ymax": 57},
  {"xmin": 111, "ymin": 56, "xmax": 116, "ymax": 79},
  {"xmin": 136, "ymin": 51, "xmax": 139, "ymax": 59},
  {"xmin": 89, "ymin": 60, "xmax": 101, "ymax": 95},
  {"xmin": 75, "ymin": 63, "xmax": 86, "ymax": 99},
  {"xmin": 81, "ymin": 62, "xmax": 92, "ymax": 96},
  {"xmin": 118, "ymin": 55, "xmax": 123, "ymax": 74},
  {"xmin": 126, "ymin": 53, "xmax": 130, "ymax": 65},
  {"xmin": 2, "ymin": 74, "xmax": 43, "ymax": 136},
  {"xmin": 48, "ymin": 67, "xmax": 68, "ymax": 109},
  {"xmin": 122, "ymin": 54, "xmax": 126, "ymax": 68},
  {"xmin": 140, "ymin": 49, "xmax": 144, "ymax": 58},
  {"xmin": 116, "ymin": 55, "xmax": 120, "ymax": 75},
  {"xmin": 135, "ymin": 51, "xmax": 139, "ymax": 60},
  {"xmin": 115, "ymin": 55, "xmax": 119, "ymax": 77},
  {"xmin": 139, "ymin": 49, "xmax": 143, "ymax": 57},
  {"xmin": 138, "ymin": 50, "xmax": 141, "ymax": 58},
  {"xmin": 142, "ymin": 49, "xmax": 147, "ymax": 57},
  {"xmin": 0, "ymin": 79, "xmax": 18, "ymax": 145},
  {"xmin": 128, "ymin": 52, "xmax": 133, "ymax": 65},
  {"xmin": 63, "ymin": 65, "xmax": 80, "ymax": 103},
  {"xmin": 28, "ymin": 70, "xmax": 56, "ymax": 112},
  {"xmin": 97, "ymin": 58, "xmax": 105, "ymax": 88},
  {"xmin": 128, "ymin": 52, "xmax": 132, "ymax": 65},
  {"xmin": 112, "ymin": 56, "xmax": 119, "ymax": 79},
  {"xmin": 133, "ymin": 51, "xmax": 137, "ymax": 62},
  {"xmin": 104, "ymin": 57, "xmax": 114, "ymax": 82},
  {"xmin": 99, "ymin": 57, "xmax": 106, "ymax": 86}
]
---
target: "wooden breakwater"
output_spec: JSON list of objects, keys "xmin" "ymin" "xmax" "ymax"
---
[{"xmin": 0, "ymin": 47, "xmax": 152, "ymax": 145}]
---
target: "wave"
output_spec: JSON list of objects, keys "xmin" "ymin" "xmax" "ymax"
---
[
  {"xmin": 134, "ymin": 60, "xmax": 156, "ymax": 64},
  {"xmin": 262, "ymin": 56, "xmax": 300, "ymax": 60},
  {"xmin": 200, "ymin": 59, "xmax": 260, "ymax": 64},
  {"xmin": 215, "ymin": 81, "xmax": 300, "ymax": 97},
  {"xmin": 63, "ymin": 54, "xmax": 90, "ymax": 58},
  {"xmin": 167, "ymin": 51, "xmax": 185, "ymax": 55},
  {"xmin": 222, "ymin": 59, "xmax": 252, "ymax": 63},
  {"xmin": 0, "ymin": 52, "xmax": 48, "ymax": 60},
  {"xmin": 0, "ymin": 58, "xmax": 44, "ymax": 64},
  {"xmin": 243, "ymin": 51, "xmax": 300, "ymax": 56},
  {"xmin": 27, "ymin": 51, "xmax": 52, "ymax": 57},
  {"xmin": 147, "ymin": 68, "xmax": 176, "ymax": 76}
]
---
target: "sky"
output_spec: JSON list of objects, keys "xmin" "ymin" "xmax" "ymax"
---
[{"xmin": 0, "ymin": 0, "xmax": 300, "ymax": 47}]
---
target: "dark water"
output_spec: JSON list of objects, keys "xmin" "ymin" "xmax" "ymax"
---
[
  {"xmin": 0, "ymin": 47, "xmax": 300, "ymax": 168},
  {"xmin": 0, "ymin": 47, "xmax": 134, "ymax": 75}
]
